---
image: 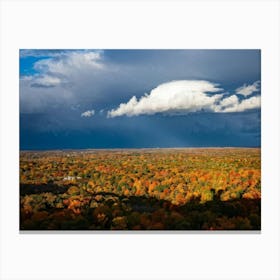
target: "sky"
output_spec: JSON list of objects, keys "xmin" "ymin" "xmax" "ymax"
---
[{"xmin": 20, "ymin": 49, "xmax": 261, "ymax": 150}]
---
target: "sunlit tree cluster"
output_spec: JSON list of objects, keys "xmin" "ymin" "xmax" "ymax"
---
[{"xmin": 20, "ymin": 148, "xmax": 261, "ymax": 230}]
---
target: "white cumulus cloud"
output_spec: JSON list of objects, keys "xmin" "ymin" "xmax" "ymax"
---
[
  {"xmin": 108, "ymin": 80, "xmax": 223, "ymax": 117},
  {"xmin": 33, "ymin": 51, "xmax": 105, "ymax": 75},
  {"xmin": 81, "ymin": 110, "xmax": 95, "ymax": 117},
  {"xmin": 108, "ymin": 80, "xmax": 261, "ymax": 117},
  {"xmin": 214, "ymin": 95, "xmax": 239, "ymax": 112},
  {"xmin": 30, "ymin": 75, "xmax": 61, "ymax": 87},
  {"xmin": 235, "ymin": 81, "xmax": 260, "ymax": 96},
  {"xmin": 221, "ymin": 96, "xmax": 261, "ymax": 112}
]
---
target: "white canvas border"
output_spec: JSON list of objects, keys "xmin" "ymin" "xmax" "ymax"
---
[{"xmin": 0, "ymin": 0, "xmax": 280, "ymax": 279}]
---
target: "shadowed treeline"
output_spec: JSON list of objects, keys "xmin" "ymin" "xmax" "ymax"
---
[
  {"xmin": 20, "ymin": 183, "xmax": 70, "ymax": 195},
  {"xmin": 20, "ymin": 183, "xmax": 260, "ymax": 230}
]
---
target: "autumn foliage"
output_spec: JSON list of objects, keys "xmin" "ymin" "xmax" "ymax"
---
[{"xmin": 20, "ymin": 148, "xmax": 261, "ymax": 230}]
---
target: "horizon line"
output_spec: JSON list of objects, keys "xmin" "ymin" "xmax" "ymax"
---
[{"xmin": 20, "ymin": 146, "xmax": 261, "ymax": 152}]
